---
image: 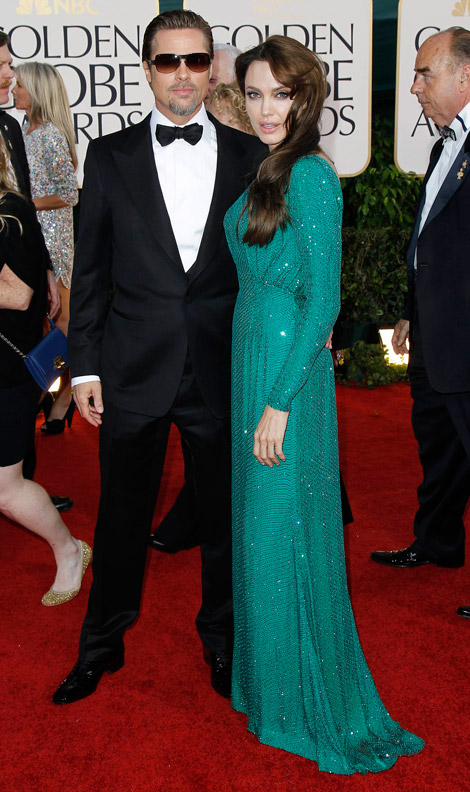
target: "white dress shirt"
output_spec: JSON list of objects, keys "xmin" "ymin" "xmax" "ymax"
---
[
  {"xmin": 418, "ymin": 101, "xmax": 470, "ymax": 235},
  {"xmin": 72, "ymin": 105, "xmax": 218, "ymax": 387},
  {"xmin": 151, "ymin": 104, "xmax": 217, "ymax": 271}
]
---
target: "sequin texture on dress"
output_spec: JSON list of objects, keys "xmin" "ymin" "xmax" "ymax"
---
[
  {"xmin": 23, "ymin": 121, "xmax": 78, "ymax": 289},
  {"xmin": 224, "ymin": 155, "xmax": 424, "ymax": 774}
]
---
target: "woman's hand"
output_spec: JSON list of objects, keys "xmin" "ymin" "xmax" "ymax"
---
[{"xmin": 253, "ymin": 405, "xmax": 289, "ymax": 467}]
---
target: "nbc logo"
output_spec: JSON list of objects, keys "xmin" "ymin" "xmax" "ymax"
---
[
  {"xmin": 16, "ymin": 0, "xmax": 98, "ymax": 14},
  {"xmin": 17, "ymin": 0, "xmax": 51, "ymax": 12},
  {"xmin": 453, "ymin": 0, "xmax": 470, "ymax": 16}
]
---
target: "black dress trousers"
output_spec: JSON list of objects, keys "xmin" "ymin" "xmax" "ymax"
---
[
  {"xmin": 78, "ymin": 351, "xmax": 232, "ymax": 665},
  {"xmin": 408, "ymin": 312, "xmax": 470, "ymax": 565}
]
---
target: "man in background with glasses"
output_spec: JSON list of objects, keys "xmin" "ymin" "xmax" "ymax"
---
[{"xmin": 52, "ymin": 10, "xmax": 266, "ymax": 706}]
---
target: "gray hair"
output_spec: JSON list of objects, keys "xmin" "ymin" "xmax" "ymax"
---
[
  {"xmin": 214, "ymin": 43, "xmax": 241, "ymax": 75},
  {"xmin": 426, "ymin": 27, "xmax": 470, "ymax": 72},
  {"xmin": 448, "ymin": 26, "xmax": 470, "ymax": 67}
]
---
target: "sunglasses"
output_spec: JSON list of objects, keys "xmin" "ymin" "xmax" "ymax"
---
[{"xmin": 148, "ymin": 52, "xmax": 211, "ymax": 74}]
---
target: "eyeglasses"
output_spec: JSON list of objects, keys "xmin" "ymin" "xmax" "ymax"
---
[{"xmin": 148, "ymin": 53, "xmax": 211, "ymax": 74}]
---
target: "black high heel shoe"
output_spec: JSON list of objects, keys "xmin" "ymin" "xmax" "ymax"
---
[
  {"xmin": 40, "ymin": 400, "xmax": 76, "ymax": 435},
  {"xmin": 37, "ymin": 392, "xmax": 54, "ymax": 420}
]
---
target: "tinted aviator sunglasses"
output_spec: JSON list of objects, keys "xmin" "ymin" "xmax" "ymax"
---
[{"xmin": 148, "ymin": 52, "xmax": 211, "ymax": 74}]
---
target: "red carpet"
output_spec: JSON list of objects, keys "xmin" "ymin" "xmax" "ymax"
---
[{"xmin": 1, "ymin": 383, "xmax": 469, "ymax": 791}]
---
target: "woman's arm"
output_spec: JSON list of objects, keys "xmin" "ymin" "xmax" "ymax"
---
[
  {"xmin": 33, "ymin": 194, "xmax": 68, "ymax": 210},
  {"xmin": 37, "ymin": 125, "xmax": 78, "ymax": 209},
  {"xmin": 252, "ymin": 157, "xmax": 342, "ymax": 466},
  {"xmin": 267, "ymin": 157, "xmax": 342, "ymax": 412},
  {"xmin": 0, "ymin": 263, "xmax": 33, "ymax": 310}
]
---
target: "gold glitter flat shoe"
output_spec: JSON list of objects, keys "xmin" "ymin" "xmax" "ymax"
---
[{"xmin": 41, "ymin": 540, "xmax": 92, "ymax": 607}]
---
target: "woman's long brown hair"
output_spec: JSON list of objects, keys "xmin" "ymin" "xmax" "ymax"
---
[
  {"xmin": 235, "ymin": 36, "xmax": 327, "ymax": 247},
  {"xmin": 0, "ymin": 137, "xmax": 24, "ymax": 234}
]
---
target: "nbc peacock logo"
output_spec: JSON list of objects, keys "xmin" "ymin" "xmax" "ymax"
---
[
  {"xmin": 453, "ymin": 0, "xmax": 470, "ymax": 15},
  {"xmin": 253, "ymin": 0, "xmax": 290, "ymax": 15},
  {"xmin": 16, "ymin": 0, "xmax": 52, "ymax": 12},
  {"xmin": 15, "ymin": 0, "xmax": 98, "ymax": 13}
]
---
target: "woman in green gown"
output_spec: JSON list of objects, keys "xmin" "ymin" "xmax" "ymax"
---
[{"xmin": 224, "ymin": 36, "xmax": 424, "ymax": 775}]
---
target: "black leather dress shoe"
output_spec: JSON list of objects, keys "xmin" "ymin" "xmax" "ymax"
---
[
  {"xmin": 203, "ymin": 646, "xmax": 232, "ymax": 699},
  {"xmin": 149, "ymin": 532, "xmax": 198, "ymax": 554},
  {"xmin": 52, "ymin": 654, "xmax": 124, "ymax": 705},
  {"xmin": 457, "ymin": 606, "xmax": 470, "ymax": 619},
  {"xmin": 51, "ymin": 495, "xmax": 74, "ymax": 513},
  {"xmin": 370, "ymin": 544, "xmax": 464, "ymax": 569}
]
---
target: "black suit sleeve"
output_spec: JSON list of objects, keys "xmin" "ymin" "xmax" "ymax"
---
[
  {"xmin": 0, "ymin": 111, "xmax": 31, "ymax": 198},
  {"xmin": 68, "ymin": 140, "xmax": 113, "ymax": 378}
]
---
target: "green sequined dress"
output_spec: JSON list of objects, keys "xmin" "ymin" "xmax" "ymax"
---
[{"xmin": 224, "ymin": 156, "xmax": 424, "ymax": 774}]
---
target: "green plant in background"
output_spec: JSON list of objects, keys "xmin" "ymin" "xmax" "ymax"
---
[
  {"xmin": 337, "ymin": 116, "xmax": 422, "ymax": 385},
  {"xmin": 341, "ymin": 227, "xmax": 410, "ymax": 324},
  {"xmin": 340, "ymin": 116, "xmax": 422, "ymax": 329},
  {"xmin": 336, "ymin": 340, "xmax": 408, "ymax": 388},
  {"xmin": 341, "ymin": 116, "xmax": 422, "ymax": 230}
]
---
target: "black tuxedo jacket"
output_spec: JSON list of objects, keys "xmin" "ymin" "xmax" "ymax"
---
[
  {"xmin": 68, "ymin": 113, "xmax": 266, "ymax": 418},
  {"xmin": 406, "ymin": 130, "xmax": 470, "ymax": 393},
  {"xmin": 0, "ymin": 110, "xmax": 30, "ymax": 197}
]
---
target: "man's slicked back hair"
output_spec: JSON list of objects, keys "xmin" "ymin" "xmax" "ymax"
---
[{"xmin": 142, "ymin": 9, "xmax": 214, "ymax": 62}]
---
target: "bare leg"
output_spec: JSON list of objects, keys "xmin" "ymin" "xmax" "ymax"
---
[
  {"xmin": 0, "ymin": 461, "xmax": 82, "ymax": 592},
  {"xmin": 54, "ymin": 277, "xmax": 70, "ymax": 336},
  {"xmin": 49, "ymin": 280, "xmax": 72, "ymax": 421}
]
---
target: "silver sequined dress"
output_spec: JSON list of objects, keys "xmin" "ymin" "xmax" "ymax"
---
[
  {"xmin": 224, "ymin": 155, "xmax": 424, "ymax": 774},
  {"xmin": 23, "ymin": 121, "xmax": 78, "ymax": 288}
]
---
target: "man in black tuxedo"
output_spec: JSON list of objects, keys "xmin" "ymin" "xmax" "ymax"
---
[
  {"xmin": 370, "ymin": 27, "xmax": 470, "ymax": 617},
  {"xmin": 52, "ymin": 10, "xmax": 266, "ymax": 704},
  {"xmin": 0, "ymin": 35, "xmax": 29, "ymax": 195},
  {"xmin": 0, "ymin": 106, "xmax": 29, "ymax": 195}
]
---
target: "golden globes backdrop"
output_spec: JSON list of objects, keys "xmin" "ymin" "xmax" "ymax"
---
[
  {"xmin": 396, "ymin": 0, "xmax": 470, "ymax": 175},
  {"xmin": 186, "ymin": 0, "xmax": 372, "ymax": 177},
  {"xmin": 1, "ymin": 0, "xmax": 159, "ymax": 183},
  {"xmin": 2, "ymin": 0, "xmax": 372, "ymax": 180}
]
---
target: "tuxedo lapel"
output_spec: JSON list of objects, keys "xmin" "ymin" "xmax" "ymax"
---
[
  {"xmin": 407, "ymin": 138, "xmax": 443, "ymax": 269},
  {"xmin": 110, "ymin": 116, "xmax": 182, "ymax": 268},
  {"xmin": 187, "ymin": 117, "xmax": 260, "ymax": 284},
  {"xmin": 186, "ymin": 135, "xmax": 233, "ymax": 284},
  {"xmin": 421, "ymin": 132, "xmax": 470, "ymax": 234},
  {"xmin": 407, "ymin": 191, "xmax": 426, "ymax": 271},
  {"xmin": 0, "ymin": 110, "xmax": 31, "ymax": 197}
]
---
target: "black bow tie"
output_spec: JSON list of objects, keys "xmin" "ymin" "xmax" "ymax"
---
[
  {"xmin": 438, "ymin": 125, "xmax": 457, "ymax": 141},
  {"xmin": 155, "ymin": 123, "xmax": 203, "ymax": 146}
]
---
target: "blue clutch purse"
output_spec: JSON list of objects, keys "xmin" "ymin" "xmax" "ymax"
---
[
  {"xmin": 23, "ymin": 318, "xmax": 69, "ymax": 390},
  {"xmin": 0, "ymin": 318, "xmax": 69, "ymax": 391}
]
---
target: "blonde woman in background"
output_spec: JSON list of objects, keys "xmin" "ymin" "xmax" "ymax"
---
[
  {"xmin": 13, "ymin": 62, "xmax": 78, "ymax": 433},
  {"xmin": 206, "ymin": 80, "xmax": 254, "ymax": 135}
]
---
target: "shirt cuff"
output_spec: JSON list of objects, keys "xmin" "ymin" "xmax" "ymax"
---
[{"xmin": 71, "ymin": 375, "xmax": 101, "ymax": 387}]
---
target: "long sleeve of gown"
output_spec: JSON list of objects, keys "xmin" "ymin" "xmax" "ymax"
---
[
  {"xmin": 267, "ymin": 157, "xmax": 342, "ymax": 412},
  {"xmin": 43, "ymin": 125, "xmax": 78, "ymax": 207}
]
